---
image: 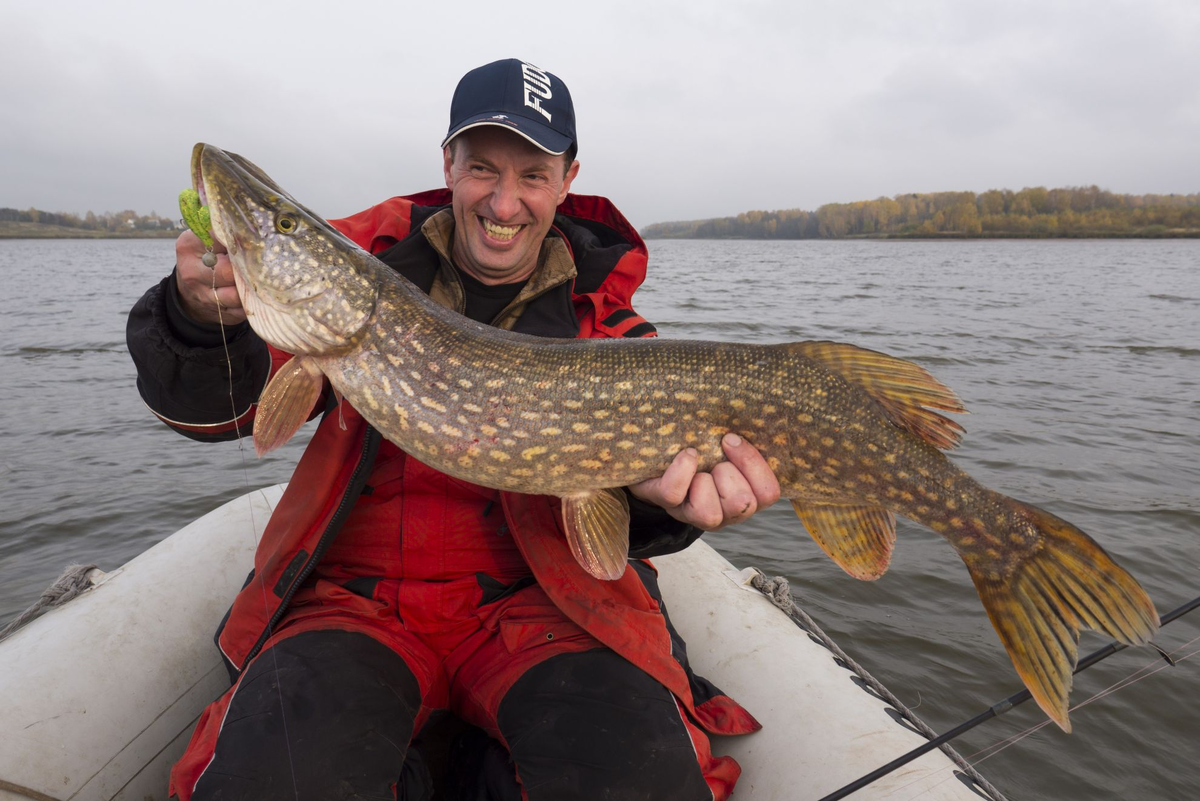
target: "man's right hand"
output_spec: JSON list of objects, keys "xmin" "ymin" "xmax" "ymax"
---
[{"xmin": 175, "ymin": 230, "xmax": 246, "ymax": 325}]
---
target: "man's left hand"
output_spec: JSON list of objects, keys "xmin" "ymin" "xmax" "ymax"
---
[{"xmin": 628, "ymin": 433, "xmax": 781, "ymax": 531}]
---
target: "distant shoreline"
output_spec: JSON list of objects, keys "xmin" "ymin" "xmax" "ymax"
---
[
  {"xmin": 640, "ymin": 187, "xmax": 1200, "ymax": 241},
  {"xmin": 0, "ymin": 222, "xmax": 178, "ymax": 240},
  {"xmin": 643, "ymin": 231, "xmax": 1200, "ymax": 241}
]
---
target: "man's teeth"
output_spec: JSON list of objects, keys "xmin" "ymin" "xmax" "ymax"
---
[{"xmin": 482, "ymin": 219, "xmax": 521, "ymax": 240}]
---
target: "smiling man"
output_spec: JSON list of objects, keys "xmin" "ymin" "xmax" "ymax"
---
[
  {"xmin": 128, "ymin": 58, "xmax": 775, "ymax": 801},
  {"xmin": 443, "ymin": 125, "xmax": 579, "ymax": 284}
]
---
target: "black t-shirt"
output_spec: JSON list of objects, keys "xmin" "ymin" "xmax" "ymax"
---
[{"xmin": 456, "ymin": 268, "xmax": 527, "ymax": 324}]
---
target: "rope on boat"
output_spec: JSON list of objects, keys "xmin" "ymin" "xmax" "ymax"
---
[
  {"xmin": 748, "ymin": 571, "xmax": 1011, "ymax": 801},
  {"xmin": 0, "ymin": 564, "xmax": 99, "ymax": 643}
]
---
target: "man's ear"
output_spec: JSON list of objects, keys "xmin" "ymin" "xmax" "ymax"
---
[
  {"xmin": 443, "ymin": 145, "xmax": 455, "ymax": 189},
  {"xmin": 558, "ymin": 160, "xmax": 580, "ymax": 204}
]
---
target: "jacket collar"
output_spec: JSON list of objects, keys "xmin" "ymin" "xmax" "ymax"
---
[{"xmin": 419, "ymin": 209, "xmax": 577, "ymax": 331}]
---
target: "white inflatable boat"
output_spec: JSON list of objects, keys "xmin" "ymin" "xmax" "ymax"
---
[{"xmin": 0, "ymin": 485, "xmax": 999, "ymax": 800}]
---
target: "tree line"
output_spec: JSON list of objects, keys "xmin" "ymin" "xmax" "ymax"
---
[
  {"xmin": 0, "ymin": 207, "xmax": 178, "ymax": 233},
  {"xmin": 641, "ymin": 187, "xmax": 1200, "ymax": 239}
]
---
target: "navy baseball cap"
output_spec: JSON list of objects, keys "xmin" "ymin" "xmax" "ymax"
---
[{"xmin": 441, "ymin": 59, "xmax": 577, "ymax": 156}]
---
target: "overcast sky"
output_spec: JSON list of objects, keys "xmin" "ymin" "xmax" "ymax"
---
[{"xmin": 2, "ymin": 0, "xmax": 1197, "ymax": 228}]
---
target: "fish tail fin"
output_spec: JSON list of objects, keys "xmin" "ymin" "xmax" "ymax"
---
[{"xmin": 966, "ymin": 501, "xmax": 1160, "ymax": 732}]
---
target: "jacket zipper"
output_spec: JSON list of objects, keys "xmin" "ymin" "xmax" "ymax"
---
[{"xmin": 238, "ymin": 423, "xmax": 382, "ymax": 672}]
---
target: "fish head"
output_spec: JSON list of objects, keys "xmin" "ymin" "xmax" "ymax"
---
[{"xmin": 192, "ymin": 143, "xmax": 378, "ymax": 356}]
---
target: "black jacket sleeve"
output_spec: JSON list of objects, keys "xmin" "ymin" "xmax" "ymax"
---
[
  {"xmin": 625, "ymin": 490, "xmax": 703, "ymax": 558},
  {"xmin": 126, "ymin": 271, "xmax": 272, "ymax": 442}
]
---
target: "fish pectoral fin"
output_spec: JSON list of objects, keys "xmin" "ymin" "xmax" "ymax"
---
[
  {"xmin": 252, "ymin": 356, "xmax": 325, "ymax": 457},
  {"xmin": 791, "ymin": 341, "xmax": 967, "ymax": 450},
  {"xmin": 560, "ymin": 489, "xmax": 631, "ymax": 581},
  {"xmin": 967, "ymin": 500, "xmax": 1160, "ymax": 733},
  {"xmin": 791, "ymin": 501, "xmax": 896, "ymax": 580}
]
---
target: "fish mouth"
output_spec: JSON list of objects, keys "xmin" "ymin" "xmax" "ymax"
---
[
  {"xmin": 191, "ymin": 143, "xmax": 277, "ymax": 260},
  {"xmin": 189, "ymin": 143, "xmax": 381, "ymax": 356},
  {"xmin": 191, "ymin": 143, "xmax": 328, "ymax": 306},
  {"xmin": 191, "ymin": 147, "xmax": 206, "ymax": 207}
]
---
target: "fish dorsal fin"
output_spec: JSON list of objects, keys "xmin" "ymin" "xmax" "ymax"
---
[
  {"xmin": 560, "ymin": 489, "xmax": 631, "ymax": 581},
  {"xmin": 253, "ymin": 356, "xmax": 325, "ymax": 456},
  {"xmin": 791, "ymin": 501, "xmax": 896, "ymax": 580},
  {"xmin": 792, "ymin": 341, "xmax": 967, "ymax": 450}
]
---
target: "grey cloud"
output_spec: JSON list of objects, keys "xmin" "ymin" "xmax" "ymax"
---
[{"xmin": 1, "ymin": 0, "xmax": 1197, "ymax": 229}]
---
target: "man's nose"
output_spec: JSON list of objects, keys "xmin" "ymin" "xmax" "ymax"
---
[{"xmin": 489, "ymin": 173, "xmax": 522, "ymax": 221}]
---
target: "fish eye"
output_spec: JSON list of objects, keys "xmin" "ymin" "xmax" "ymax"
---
[{"xmin": 275, "ymin": 214, "xmax": 298, "ymax": 234}]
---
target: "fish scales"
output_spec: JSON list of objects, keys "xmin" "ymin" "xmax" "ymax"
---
[
  {"xmin": 322, "ymin": 285, "xmax": 834, "ymax": 495},
  {"xmin": 194, "ymin": 142, "xmax": 1160, "ymax": 732}
]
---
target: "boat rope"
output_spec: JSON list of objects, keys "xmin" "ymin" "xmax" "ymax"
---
[
  {"xmin": 0, "ymin": 563, "xmax": 99, "ymax": 643},
  {"xmin": 748, "ymin": 570, "xmax": 1011, "ymax": 801}
]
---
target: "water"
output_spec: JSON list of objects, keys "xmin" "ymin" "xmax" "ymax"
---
[{"xmin": 1, "ymin": 238, "xmax": 1197, "ymax": 799}]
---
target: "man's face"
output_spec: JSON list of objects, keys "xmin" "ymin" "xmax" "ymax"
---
[{"xmin": 443, "ymin": 127, "xmax": 579, "ymax": 285}]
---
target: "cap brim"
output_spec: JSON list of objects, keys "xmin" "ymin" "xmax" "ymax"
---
[{"xmin": 441, "ymin": 112, "xmax": 573, "ymax": 156}]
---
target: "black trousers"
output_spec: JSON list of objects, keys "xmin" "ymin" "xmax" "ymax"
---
[{"xmin": 191, "ymin": 630, "xmax": 712, "ymax": 801}]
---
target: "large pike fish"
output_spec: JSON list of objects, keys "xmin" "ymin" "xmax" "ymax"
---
[{"xmin": 193, "ymin": 142, "xmax": 1158, "ymax": 731}]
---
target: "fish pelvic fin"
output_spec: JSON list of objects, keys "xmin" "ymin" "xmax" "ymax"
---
[
  {"xmin": 560, "ymin": 489, "xmax": 631, "ymax": 581},
  {"xmin": 252, "ymin": 356, "xmax": 325, "ymax": 456},
  {"xmin": 967, "ymin": 500, "xmax": 1160, "ymax": 732},
  {"xmin": 791, "ymin": 341, "xmax": 967, "ymax": 450},
  {"xmin": 792, "ymin": 501, "xmax": 896, "ymax": 580}
]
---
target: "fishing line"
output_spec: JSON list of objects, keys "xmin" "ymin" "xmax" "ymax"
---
[
  {"xmin": 920, "ymin": 640, "xmax": 1200, "ymax": 801},
  {"xmin": 212, "ymin": 266, "xmax": 302, "ymax": 800},
  {"xmin": 974, "ymin": 633, "xmax": 1200, "ymax": 761},
  {"xmin": 820, "ymin": 592, "xmax": 1200, "ymax": 801},
  {"xmin": 1069, "ymin": 636, "xmax": 1200, "ymax": 715},
  {"xmin": 890, "ymin": 632, "xmax": 1200, "ymax": 801}
]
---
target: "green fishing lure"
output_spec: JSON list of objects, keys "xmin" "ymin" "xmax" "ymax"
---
[{"xmin": 178, "ymin": 189, "xmax": 213, "ymax": 249}]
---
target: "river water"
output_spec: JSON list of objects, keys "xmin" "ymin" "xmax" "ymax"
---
[{"xmin": 1, "ymin": 237, "xmax": 1197, "ymax": 799}]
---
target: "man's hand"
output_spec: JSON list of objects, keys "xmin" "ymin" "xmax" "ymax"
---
[
  {"xmin": 629, "ymin": 433, "xmax": 781, "ymax": 531},
  {"xmin": 175, "ymin": 231, "xmax": 245, "ymax": 325}
]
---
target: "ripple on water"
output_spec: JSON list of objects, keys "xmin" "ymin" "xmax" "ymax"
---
[
  {"xmin": 11, "ymin": 344, "xmax": 127, "ymax": 357},
  {"xmin": 1147, "ymin": 293, "xmax": 1199, "ymax": 303},
  {"xmin": 1120, "ymin": 344, "xmax": 1200, "ymax": 358}
]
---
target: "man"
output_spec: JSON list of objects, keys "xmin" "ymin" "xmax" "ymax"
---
[{"xmin": 128, "ymin": 59, "xmax": 778, "ymax": 800}]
